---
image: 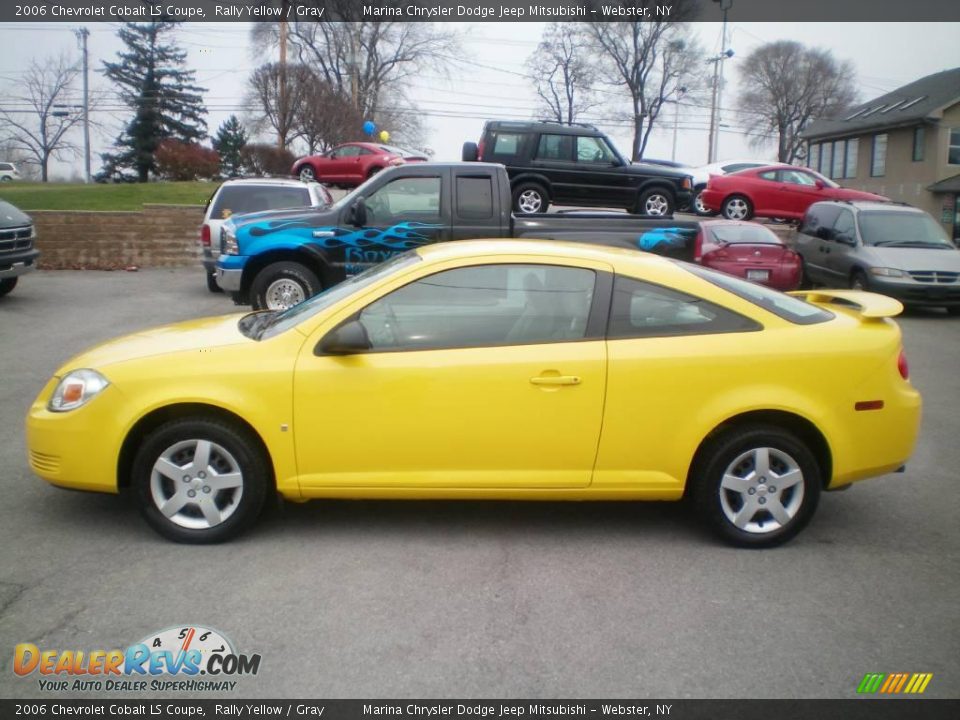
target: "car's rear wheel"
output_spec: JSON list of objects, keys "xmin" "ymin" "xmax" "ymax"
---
[
  {"xmin": 206, "ymin": 271, "xmax": 223, "ymax": 293},
  {"xmin": 721, "ymin": 195, "xmax": 753, "ymax": 221},
  {"xmin": 513, "ymin": 183, "xmax": 549, "ymax": 214},
  {"xmin": 298, "ymin": 165, "xmax": 316, "ymax": 182},
  {"xmin": 0, "ymin": 277, "xmax": 18, "ymax": 296},
  {"xmin": 133, "ymin": 418, "xmax": 270, "ymax": 544},
  {"xmin": 691, "ymin": 426, "xmax": 821, "ymax": 548},
  {"xmin": 637, "ymin": 188, "xmax": 675, "ymax": 216},
  {"xmin": 692, "ymin": 187, "xmax": 717, "ymax": 216},
  {"xmin": 251, "ymin": 261, "xmax": 321, "ymax": 311},
  {"xmin": 850, "ymin": 270, "xmax": 869, "ymax": 291}
]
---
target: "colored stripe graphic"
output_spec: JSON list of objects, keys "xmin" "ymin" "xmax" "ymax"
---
[{"xmin": 857, "ymin": 672, "xmax": 932, "ymax": 694}]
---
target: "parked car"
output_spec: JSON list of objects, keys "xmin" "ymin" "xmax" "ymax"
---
[
  {"xmin": 688, "ymin": 159, "xmax": 789, "ymax": 215},
  {"xmin": 0, "ymin": 199, "xmax": 40, "ymax": 297},
  {"xmin": 27, "ymin": 239, "xmax": 921, "ymax": 547},
  {"xmin": 200, "ymin": 178, "xmax": 332, "ymax": 292},
  {"xmin": 462, "ymin": 121, "xmax": 692, "ymax": 216},
  {"xmin": 217, "ymin": 162, "xmax": 702, "ymax": 310},
  {"xmin": 291, "ymin": 142, "xmax": 427, "ymax": 186},
  {"xmin": 696, "ymin": 220, "xmax": 801, "ymax": 291},
  {"xmin": 0, "ymin": 162, "xmax": 21, "ymax": 182},
  {"xmin": 700, "ymin": 166, "xmax": 887, "ymax": 221},
  {"xmin": 794, "ymin": 200, "xmax": 960, "ymax": 313}
]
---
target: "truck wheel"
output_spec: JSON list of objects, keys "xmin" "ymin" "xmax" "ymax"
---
[
  {"xmin": 251, "ymin": 261, "xmax": 321, "ymax": 311},
  {"xmin": 0, "ymin": 278, "xmax": 17, "ymax": 296},
  {"xmin": 513, "ymin": 183, "xmax": 549, "ymax": 214},
  {"xmin": 693, "ymin": 187, "xmax": 717, "ymax": 217},
  {"xmin": 636, "ymin": 188, "xmax": 675, "ymax": 216},
  {"xmin": 462, "ymin": 142, "xmax": 479, "ymax": 162},
  {"xmin": 206, "ymin": 272, "xmax": 223, "ymax": 293}
]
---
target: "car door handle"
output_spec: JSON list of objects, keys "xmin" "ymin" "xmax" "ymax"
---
[{"xmin": 530, "ymin": 375, "xmax": 581, "ymax": 386}]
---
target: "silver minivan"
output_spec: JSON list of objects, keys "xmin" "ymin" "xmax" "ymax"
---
[{"xmin": 795, "ymin": 200, "xmax": 960, "ymax": 314}]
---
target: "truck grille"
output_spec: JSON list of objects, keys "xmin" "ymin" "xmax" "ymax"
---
[
  {"xmin": 0, "ymin": 225, "xmax": 34, "ymax": 254},
  {"xmin": 908, "ymin": 270, "xmax": 959, "ymax": 284}
]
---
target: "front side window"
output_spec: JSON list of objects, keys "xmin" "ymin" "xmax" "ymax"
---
[
  {"xmin": 358, "ymin": 264, "xmax": 596, "ymax": 351},
  {"xmin": 608, "ymin": 276, "xmax": 760, "ymax": 339},
  {"xmin": 576, "ymin": 136, "xmax": 616, "ymax": 163},
  {"xmin": 949, "ymin": 128, "xmax": 960, "ymax": 165},
  {"xmin": 871, "ymin": 134, "xmax": 888, "ymax": 176},
  {"xmin": 781, "ymin": 170, "xmax": 818, "ymax": 186},
  {"xmin": 832, "ymin": 209, "xmax": 857, "ymax": 243},
  {"xmin": 334, "ymin": 146, "xmax": 361, "ymax": 158},
  {"xmin": 758, "ymin": 170, "xmax": 778, "ymax": 181},
  {"xmin": 0, "ymin": 163, "xmax": 11, "ymax": 171},
  {"xmin": 536, "ymin": 134, "xmax": 573, "ymax": 161},
  {"xmin": 365, "ymin": 177, "xmax": 441, "ymax": 223}
]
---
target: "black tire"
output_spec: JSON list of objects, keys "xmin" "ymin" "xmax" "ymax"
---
[
  {"xmin": 206, "ymin": 271, "xmax": 223, "ymax": 293},
  {"xmin": 692, "ymin": 187, "xmax": 717, "ymax": 217},
  {"xmin": 462, "ymin": 141, "xmax": 479, "ymax": 162},
  {"xmin": 721, "ymin": 194, "xmax": 754, "ymax": 221},
  {"xmin": 132, "ymin": 417, "xmax": 270, "ymax": 544},
  {"xmin": 297, "ymin": 165, "xmax": 316, "ymax": 183},
  {"xmin": 946, "ymin": 306, "xmax": 960, "ymax": 316},
  {"xmin": 512, "ymin": 182, "xmax": 549, "ymax": 214},
  {"xmin": 0, "ymin": 176, "xmax": 12, "ymax": 183},
  {"xmin": 0, "ymin": 277, "xmax": 17, "ymax": 297},
  {"xmin": 367, "ymin": 166, "xmax": 383, "ymax": 179},
  {"xmin": 690, "ymin": 425, "xmax": 821, "ymax": 548},
  {"xmin": 636, "ymin": 187, "xmax": 675, "ymax": 216},
  {"xmin": 250, "ymin": 261, "xmax": 321, "ymax": 311},
  {"xmin": 850, "ymin": 269, "xmax": 869, "ymax": 291}
]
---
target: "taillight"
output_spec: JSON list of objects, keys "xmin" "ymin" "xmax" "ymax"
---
[
  {"xmin": 898, "ymin": 349, "xmax": 909, "ymax": 380},
  {"xmin": 693, "ymin": 231, "xmax": 703, "ymax": 261},
  {"xmin": 477, "ymin": 140, "xmax": 484, "ymax": 162},
  {"xmin": 200, "ymin": 224, "xmax": 211, "ymax": 247}
]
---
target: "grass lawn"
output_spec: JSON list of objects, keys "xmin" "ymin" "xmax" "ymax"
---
[{"xmin": 0, "ymin": 181, "xmax": 216, "ymax": 211}]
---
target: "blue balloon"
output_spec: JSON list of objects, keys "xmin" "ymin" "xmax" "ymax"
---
[{"xmin": 363, "ymin": 120, "xmax": 376, "ymax": 135}]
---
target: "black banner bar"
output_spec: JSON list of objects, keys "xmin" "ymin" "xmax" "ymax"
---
[
  {"xmin": 1, "ymin": 700, "xmax": 959, "ymax": 720},
  {"xmin": 1, "ymin": 0, "xmax": 959, "ymax": 24}
]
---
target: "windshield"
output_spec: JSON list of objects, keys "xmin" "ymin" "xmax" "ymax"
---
[
  {"xmin": 858, "ymin": 212, "xmax": 955, "ymax": 248},
  {"xmin": 257, "ymin": 252, "xmax": 422, "ymax": 339}
]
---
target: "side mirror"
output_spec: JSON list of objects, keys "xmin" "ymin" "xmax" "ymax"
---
[
  {"xmin": 835, "ymin": 233, "xmax": 856, "ymax": 246},
  {"xmin": 349, "ymin": 197, "xmax": 368, "ymax": 227},
  {"xmin": 814, "ymin": 180, "xmax": 825, "ymax": 190},
  {"xmin": 317, "ymin": 320, "xmax": 371, "ymax": 355},
  {"xmin": 815, "ymin": 226, "xmax": 832, "ymax": 241}
]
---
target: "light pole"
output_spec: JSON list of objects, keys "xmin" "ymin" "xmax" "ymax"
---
[
  {"xmin": 707, "ymin": 0, "xmax": 734, "ymax": 164},
  {"xmin": 671, "ymin": 86, "xmax": 687, "ymax": 162}
]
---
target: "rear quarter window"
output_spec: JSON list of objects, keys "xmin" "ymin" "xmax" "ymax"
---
[{"xmin": 489, "ymin": 133, "xmax": 523, "ymax": 157}]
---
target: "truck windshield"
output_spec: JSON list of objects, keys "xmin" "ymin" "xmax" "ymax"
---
[
  {"xmin": 859, "ymin": 212, "xmax": 955, "ymax": 248},
  {"xmin": 256, "ymin": 252, "xmax": 422, "ymax": 340}
]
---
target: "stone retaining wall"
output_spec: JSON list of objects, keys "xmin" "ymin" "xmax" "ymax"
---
[{"xmin": 31, "ymin": 204, "xmax": 204, "ymax": 270}]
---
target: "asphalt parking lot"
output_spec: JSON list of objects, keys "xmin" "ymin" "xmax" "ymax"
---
[{"xmin": 0, "ymin": 267, "xmax": 958, "ymax": 700}]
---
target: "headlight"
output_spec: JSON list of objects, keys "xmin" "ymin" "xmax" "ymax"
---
[
  {"xmin": 48, "ymin": 369, "xmax": 110, "ymax": 412},
  {"xmin": 221, "ymin": 227, "xmax": 239, "ymax": 255},
  {"xmin": 869, "ymin": 267, "xmax": 905, "ymax": 278}
]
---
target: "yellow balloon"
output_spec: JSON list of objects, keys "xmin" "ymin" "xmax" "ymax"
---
[{"xmin": 379, "ymin": 130, "xmax": 390, "ymax": 143}]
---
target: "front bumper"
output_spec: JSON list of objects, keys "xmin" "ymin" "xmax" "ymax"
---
[
  {"xmin": 867, "ymin": 276, "xmax": 960, "ymax": 308},
  {"xmin": 216, "ymin": 266, "xmax": 243, "ymax": 292},
  {"xmin": 0, "ymin": 248, "xmax": 40, "ymax": 279}
]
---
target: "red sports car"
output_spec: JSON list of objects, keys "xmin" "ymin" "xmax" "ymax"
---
[
  {"xmin": 291, "ymin": 143, "xmax": 427, "ymax": 186},
  {"xmin": 700, "ymin": 165, "xmax": 887, "ymax": 221},
  {"xmin": 695, "ymin": 220, "xmax": 802, "ymax": 291}
]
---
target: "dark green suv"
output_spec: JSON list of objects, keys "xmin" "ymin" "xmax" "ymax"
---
[{"xmin": 463, "ymin": 121, "xmax": 692, "ymax": 216}]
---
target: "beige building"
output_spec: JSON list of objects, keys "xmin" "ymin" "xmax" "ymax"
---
[{"xmin": 802, "ymin": 67, "xmax": 960, "ymax": 241}]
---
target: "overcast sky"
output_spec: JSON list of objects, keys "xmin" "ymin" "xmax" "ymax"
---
[{"xmin": 0, "ymin": 21, "xmax": 958, "ymax": 179}]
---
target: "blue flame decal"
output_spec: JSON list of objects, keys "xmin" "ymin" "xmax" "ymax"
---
[{"xmin": 637, "ymin": 227, "xmax": 697, "ymax": 252}]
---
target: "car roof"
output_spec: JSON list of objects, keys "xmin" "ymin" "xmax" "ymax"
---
[
  {"xmin": 810, "ymin": 199, "xmax": 917, "ymax": 213},
  {"xmin": 416, "ymin": 238, "xmax": 677, "ymax": 269},
  {"xmin": 218, "ymin": 177, "xmax": 317, "ymax": 188},
  {"xmin": 484, "ymin": 120, "xmax": 602, "ymax": 136}
]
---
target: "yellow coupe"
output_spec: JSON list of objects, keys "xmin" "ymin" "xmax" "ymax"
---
[{"xmin": 26, "ymin": 241, "xmax": 921, "ymax": 546}]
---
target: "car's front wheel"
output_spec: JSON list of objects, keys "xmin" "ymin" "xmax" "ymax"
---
[
  {"xmin": 692, "ymin": 187, "xmax": 717, "ymax": 216},
  {"xmin": 132, "ymin": 418, "xmax": 270, "ymax": 543},
  {"xmin": 721, "ymin": 195, "xmax": 753, "ymax": 220},
  {"xmin": 691, "ymin": 426, "xmax": 821, "ymax": 548},
  {"xmin": 637, "ymin": 188, "xmax": 675, "ymax": 216},
  {"xmin": 251, "ymin": 261, "xmax": 321, "ymax": 311},
  {"xmin": 0, "ymin": 277, "xmax": 18, "ymax": 297},
  {"xmin": 298, "ymin": 165, "xmax": 316, "ymax": 182},
  {"xmin": 850, "ymin": 270, "xmax": 869, "ymax": 291}
]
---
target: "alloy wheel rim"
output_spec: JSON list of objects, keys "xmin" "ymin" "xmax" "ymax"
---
[
  {"xmin": 718, "ymin": 446, "xmax": 805, "ymax": 535},
  {"xmin": 645, "ymin": 194, "xmax": 669, "ymax": 216},
  {"xmin": 725, "ymin": 198, "xmax": 748, "ymax": 219},
  {"xmin": 518, "ymin": 190, "xmax": 542, "ymax": 214},
  {"xmin": 694, "ymin": 192, "xmax": 708, "ymax": 214},
  {"xmin": 150, "ymin": 439, "xmax": 244, "ymax": 530},
  {"xmin": 265, "ymin": 279, "xmax": 306, "ymax": 310},
  {"xmin": 299, "ymin": 167, "xmax": 315, "ymax": 182}
]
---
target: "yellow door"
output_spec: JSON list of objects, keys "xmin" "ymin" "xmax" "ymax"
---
[{"xmin": 293, "ymin": 261, "xmax": 608, "ymax": 490}]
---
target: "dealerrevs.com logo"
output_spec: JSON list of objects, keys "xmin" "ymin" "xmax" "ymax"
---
[{"xmin": 13, "ymin": 625, "xmax": 261, "ymax": 692}]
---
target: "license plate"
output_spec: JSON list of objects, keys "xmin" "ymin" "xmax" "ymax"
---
[{"xmin": 747, "ymin": 270, "xmax": 770, "ymax": 281}]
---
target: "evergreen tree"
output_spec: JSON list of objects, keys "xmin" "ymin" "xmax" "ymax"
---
[
  {"xmin": 212, "ymin": 115, "xmax": 248, "ymax": 178},
  {"xmin": 100, "ymin": 22, "xmax": 207, "ymax": 182}
]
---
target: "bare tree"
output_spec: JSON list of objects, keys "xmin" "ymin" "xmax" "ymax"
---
[
  {"xmin": 0, "ymin": 55, "xmax": 84, "ymax": 182},
  {"xmin": 246, "ymin": 62, "xmax": 314, "ymax": 148},
  {"xmin": 583, "ymin": 1, "xmax": 701, "ymax": 160},
  {"xmin": 737, "ymin": 41, "xmax": 858, "ymax": 163},
  {"xmin": 526, "ymin": 23, "xmax": 597, "ymax": 124},
  {"xmin": 297, "ymin": 76, "xmax": 364, "ymax": 154}
]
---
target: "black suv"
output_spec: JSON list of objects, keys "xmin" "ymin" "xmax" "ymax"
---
[{"xmin": 462, "ymin": 121, "xmax": 692, "ymax": 216}]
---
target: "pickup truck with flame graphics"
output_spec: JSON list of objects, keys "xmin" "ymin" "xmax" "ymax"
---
[{"xmin": 216, "ymin": 163, "xmax": 700, "ymax": 310}]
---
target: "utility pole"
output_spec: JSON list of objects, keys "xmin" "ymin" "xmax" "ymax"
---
[
  {"xmin": 75, "ymin": 27, "xmax": 91, "ymax": 183},
  {"xmin": 707, "ymin": 0, "xmax": 733, "ymax": 164},
  {"xmin": 278, "ymin": 1, "xmax": 288, "ymax": 150},
  {"xmin": 671, "ymin": 87, "xmax": 687, "ymax": 162}
]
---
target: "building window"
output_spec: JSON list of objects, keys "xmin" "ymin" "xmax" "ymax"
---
[
  {"xmin": 844, "ymin": 139, "xmax": 859, "ymax": 179},
  {"xmin": 832, "ymin": 140, "xmax": 846, "ymax": 179},
  {"xmin": 871, "ymin": 134, "xmax": 888, "ymax": 177},
  {"xmin": 913, "ymin": 127, "xmax": 925, "ymax": 162},
  {"xmin": 808, "ymin": 143, "xmax": 820, "ymax": 172},
  {"xmin": 949, "ymin": 128, "xmax": 960, "ymax": 165},
  {"xmin": 822, "ymin": 142, "xmax": 833, "ymax": 178}
]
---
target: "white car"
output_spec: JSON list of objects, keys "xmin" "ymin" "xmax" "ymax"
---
[
  {"xmin": 0, "ymin": 162, "xmax": 21, "ymax": 182},
  {"xmin": 200, "ymin": 178, "xmax": 333, "ymax": 292},
  {"xmin": 689, "ymin": 160, "xmax": 789, "ymax": 216}
]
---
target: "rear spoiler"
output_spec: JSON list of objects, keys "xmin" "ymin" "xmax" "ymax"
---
[{"xmin": 787, "ymin": 289, "xmax": 903, "ymax": 319}]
